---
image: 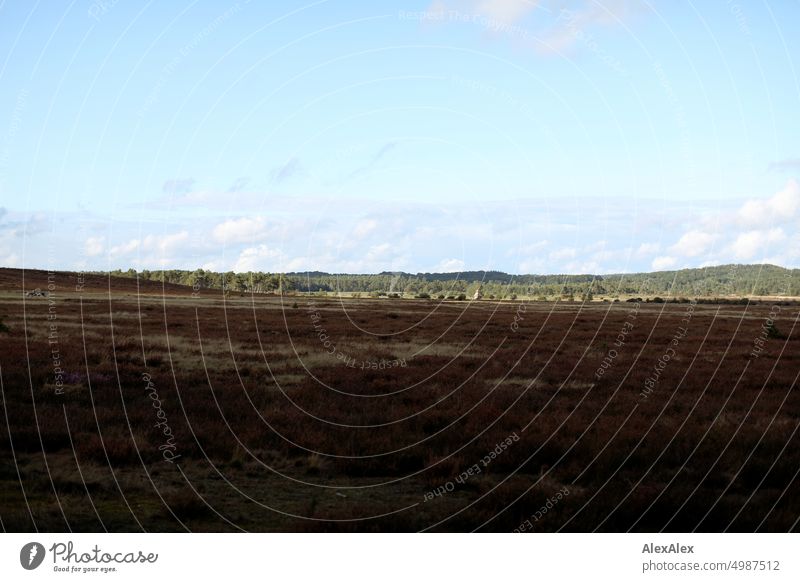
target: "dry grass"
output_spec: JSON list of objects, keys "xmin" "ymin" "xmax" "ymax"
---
[{"xmin": 1, "ymin": 279, "xmax": 799, "ymax": 532}]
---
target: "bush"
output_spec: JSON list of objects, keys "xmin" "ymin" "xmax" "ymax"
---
[
  {"xmin": 415, "ymin": 292, "xmax": 431, "ymax": 299},
  {"xmin": 766, "ymin": 321, "xmax": 785, "ymax": 339},
  {"xmin": 456, "ymin": 294, "xmax": 467, "ymax": 301}
]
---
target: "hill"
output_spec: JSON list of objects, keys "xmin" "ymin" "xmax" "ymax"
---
[{"xmin": 63, "ymin": 263, "xmax": 800, "ymax": 299}]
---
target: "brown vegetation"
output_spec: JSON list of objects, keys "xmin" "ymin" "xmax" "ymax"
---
[{"xmin": 1, "ymin": 270, "xmax": 798, "ymax": 532}]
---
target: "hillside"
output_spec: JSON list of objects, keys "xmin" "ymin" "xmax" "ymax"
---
[
  {"xmin": 0, "ymin": 268, "xmax": 203, "ymax": 296},
  {"xmin": 71, "ymin": 263, "xmax": 800, "ymax": 299}
]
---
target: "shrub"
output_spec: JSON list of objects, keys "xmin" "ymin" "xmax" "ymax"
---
[
  {"xmin": 164, "ymin": 491, "xmax": 212, "ymax": 521},
  {"xmin": 415, "ymin": 292, "xmax": 431, "ymax": 299},
  {"xmin": 456, "ymin": 294, "xmax": 467, "ymax": 301},
  {"xmin": 766, "ymin": 321, "xmax": 785, "ymax": 339}
]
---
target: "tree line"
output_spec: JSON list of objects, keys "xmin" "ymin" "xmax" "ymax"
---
[{"xmin": 101, "ymin": 264, "xmax": 799, "ymax": 299}]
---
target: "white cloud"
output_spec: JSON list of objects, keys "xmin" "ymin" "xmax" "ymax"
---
[
  {"xmin": 652, "ymin": 256, "xmax": 677, "ymax": 270},
  {"xmin": 517, "ymin": 257, "xmax": 545, "ymax": 273},
  {"xmin": 109, "ymin": 231, "xmax": 189, "ymax": 259},
  {"xmin": 737, "ymin": 179, "xmax": 800, "ymax": 228},
  {"xmin": 635, "ymin": 242, "xmax": 659, "ymax": 257},
  {"xmin": 212, "ymin": 217, "xmax": 268, "ymax": 244},
  {"xmin": 364, "ymin": 243, "xmax": 394, "ymax": 263},
  {"xmin": 109, "ymin": 239, "xmax": 140, "ymax": 257},
  {"xmin": 0, "ymin": 252, "xmax": 19, "ymax": 266},
  {"xmin": 84, "ymin": 236, "xmax": 105, "ymax": 257},
  {"xmin": 163, "ymin": 178, "xmax": 195, "ymax": 194},
  {"xmin": 537, "ymin": 0, "xmax": 647, "ymax": 54},
  {"xmin": 516, "ymin": 239, "xmax": 548, "ymax": 254},
  {"xmin": 563, "ymin": 260, "xmax": 600, "ymax": 274},
  {"xmin": 769, "ymin": 158, "xmax": 800, "ymax": 172},
  {"xmin": 143, "ymin": 231, "xmax": 189, "ymax": 254},
  {"xmin": 427, "ymin": 0, "xmax": 536, "ymax": 26},
  {"xmin": 233, "ymin": 244, "xmax": 285, "ymax": 272},
  {"xmin": 584, "ymin": 239, "xmax": 608, "ymax": 252},
  {"xmin": 730, "ymin": 227, "xmax": 786, "ymax": 260},
  {"xmin": 669, "ymin": 230, "xmax": 717, "ymax": 257},
  {"xmin": 270, "ymin": 158, "xmax": 301, "ymax": 184},
  {"xmin": 436, "ymin": 258, "xmax": 465, "ymax": 272},
  {"xmin": 549, "ymin": 247, "xmax": 577, "ymax": 261},
  {"xmin": 475, "ymin": 0, "xmax": 535, "ymax": 25},
  {"xmin": 593, "ymin": 252, "xmax": 615, "ymax": 266},
  {"xmin": 353, "ymin": 218, "xmax": 378, "ymax": 239}
]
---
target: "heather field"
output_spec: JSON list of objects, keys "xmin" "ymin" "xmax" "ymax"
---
[{"xmin": 1, "ymin": 269, "xmax": 799, "ymax": 532}]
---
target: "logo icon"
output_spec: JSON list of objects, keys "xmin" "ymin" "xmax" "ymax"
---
[{"xmin": 20, "ymin": 542, "xmax": 46, "ymax": 570}]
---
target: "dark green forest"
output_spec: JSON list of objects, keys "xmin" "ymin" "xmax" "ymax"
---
[{"xmin": 102, "ymin": 264, "xmax": 799, "ymax": 301}]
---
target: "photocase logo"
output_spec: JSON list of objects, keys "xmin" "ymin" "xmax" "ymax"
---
[{"xmin": 19, "ymin": 542, "xmax": 46, "ymax": 570}]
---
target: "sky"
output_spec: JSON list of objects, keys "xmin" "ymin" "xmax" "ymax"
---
[{"xmin": 0, "ymin": 0, "xmax": 798, "ymax": 275}]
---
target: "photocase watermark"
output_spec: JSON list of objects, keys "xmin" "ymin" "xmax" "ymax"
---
[
  {"xmin": 595, "ymin": 300, "xmax": 639, "ymax": 380},
  {"xmin": 19, "ymin": 542, "xmax": 46, "ymax": 570},
  {"xmin": 640, "ymin": 299, "xmax": 696, "ymax": 399},
  {"xmin": 87, "ymin": 0, "xmax": 120, "ymax": 21},
  {"xmin": 559, "ymin": 9, "xmax": 627, "ymax": 76},
  {"xmin": 307, "ymin": 301, "xmax": 407, "ymax": 370},
  {"xmin": 50, "ymin": 541, "xmax": 157, "ymax": 573},
  {"xmin": 509, "ymin": 284, "xmax": 545, "ymax": 333},
  {"xmin": 398, "ymin": 9, "xmax": 536, "ymax": 42},
  {"xmin": 43, "ymin": 268, "xmax": 66, "ymax": 396},
  {"xmin": 20, "ymin": 540, "xmax": 158, "ymax": 573},
  {"xmin": 423, "ymin": 432, "xmax": 519, "ymax": 502},
  {"xmin": 139, "ymin": 1, "xmax": 249, "ymax": 117},
  {"xmin": 0, "ymin": 88, "xmax": 28, "ymax": 187},
  {"xmin": 653, "ymin": 61, "xmax": 696, "ymax": 191},
  {"xmin": 726, "ymin": 0, "xmax": 752, "ymax": 38},
  {"xmin": 513, "ymin": 486, "xmax": 570, "ymax": 532},
  {"xmin": 142, "ymin": 372, "xmax": 181, "ymax": 463},
  {"xmin": 750, "ymin": 304, "xmax": 782, "ymax": 359},
  {"xmin": 451, "ymin": 75, "xmax": 537, "ymax": 123}
]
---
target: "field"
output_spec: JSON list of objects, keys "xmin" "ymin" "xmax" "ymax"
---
[{"xmin": 1, "ymin": 268, "xmax": 799, "ymax": 532}]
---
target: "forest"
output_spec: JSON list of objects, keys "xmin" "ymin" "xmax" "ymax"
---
[{"xmin": 101, "ymin": 263, "xmax": 799, "ymax": 300}]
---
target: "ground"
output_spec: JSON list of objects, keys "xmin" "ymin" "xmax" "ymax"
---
[{"xmin": 1, "ymin": 268, "xmax": 799, "ymax": 532}]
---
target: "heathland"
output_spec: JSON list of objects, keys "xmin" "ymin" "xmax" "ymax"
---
[{"xmin": 0, "ymin": 267, "xmax": 798, "ymax": 532}]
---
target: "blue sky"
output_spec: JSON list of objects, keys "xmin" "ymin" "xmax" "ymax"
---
[{"xmin": 0, "ymin": 0, "xmax": 798, "ymax": 274}]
